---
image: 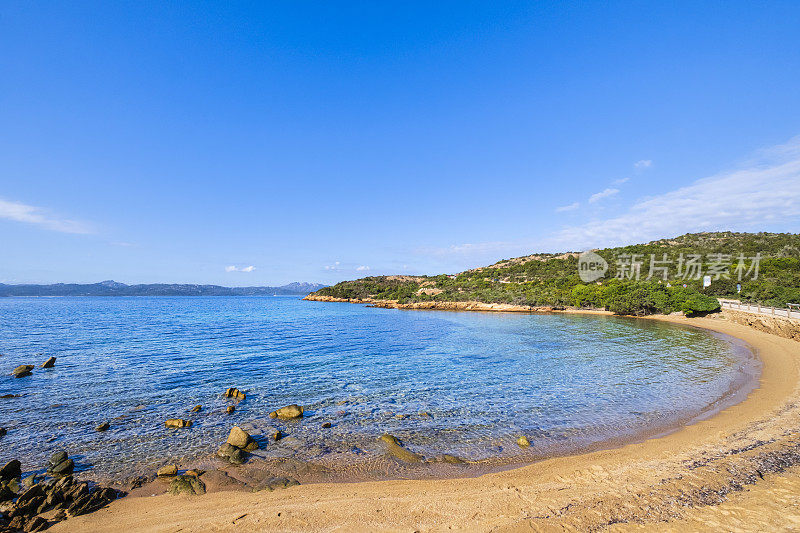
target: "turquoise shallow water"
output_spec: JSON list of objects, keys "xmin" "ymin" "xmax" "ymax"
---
[{"xmin": 0, "ymin": 296, "xmax": 757, "ymax": 481}]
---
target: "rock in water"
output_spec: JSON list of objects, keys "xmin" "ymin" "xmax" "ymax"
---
[
  {"xmin": 272, "ymin": 429, "xmax": 283, "ymax": 441},
  {"xmin": 517, "ymin": 436, "xmax": 531, "ymax": 447},
  {"xmin": 378, "ymin": 434, "xmax": 423, "ymax": 463},
  {"xmin": 439, "ymin": 454, "xmax": 466, "ymax": 464},
  {"xmin": 379, "ymin": 434, "xmax": 401, "ymax": 446},
  {"xmin": 95, "ymin": 421, "xmax": 110, "ymax": 432},
  {"xmin": 0, "ymin": 459, "xmax": 21, "ymax": 481},
  {"xmin": 168, "ymin": 475, "xmax": 206, "ymax": 495},
  {"xmin": 157, "ymin": 464, "xmax": 178, "ymax": 477},
  {"xmin": 217, "ymin": 442, "xmax": 248, "ymax": 464},
  {"xmin": 224, "ymin": 388, "xmax": 246, "ymax": 401},
  {"xmin": 0, "ymin": 427, "xmax": 6, "ymax": 437},
  {"xmin": 41, "ymin": 357, "xmax": 56, "ymax": 368},
  {"xmin": 226, "ymin": 426, "xmax": 258, "ymax": 450},
  {"xmin": 268, "ymin": 404, "xmax": 303, "ymax": 420},
  {"xmin": 191, "ymin": 405, "xmax": 202, "ymax": 412},
  {"xmin": 228, "ymin": 447, "xmax": 246, "ymax": 465},
  {"xmin": 322, "ymin": 422, "xmax": 332, "ymax": 428},
  {"xmin": 12, "ymin": 365, "xmax": 34, "ymax": 378},
  {"xmin": 217, "ymin": 443, "xmax": 238, "ymax": 458},
  {"xmin": 164, "ymin": 418, "xmax": 192, "ymax": 429},
  {"xmin": 226, "ymin": 405, "xmax": 235, "ymax": 414},
  {"xmin": 45, "ymin": 451, "xmax": 74, "ymax": 476}
]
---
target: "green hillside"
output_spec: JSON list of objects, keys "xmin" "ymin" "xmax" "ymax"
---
[{"xmin": 314, "ymin": 232, "xmax": 800, "ymax": 316}]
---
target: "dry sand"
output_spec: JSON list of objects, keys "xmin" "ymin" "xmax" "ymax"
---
[{"xmin": 51, "ymin": 315, "xmax": 800, "ymax": 532}]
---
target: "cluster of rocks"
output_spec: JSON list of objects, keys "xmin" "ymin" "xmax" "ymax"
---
[
  {"xmin": 161, "ymin": 387, "xmax": 252, "ymax": 431},
  {"xmin": 11, "ymin": 358, "xmax": 56, "ymax": 379},
  {"xmin": 217, "ymin": 426, "xmax": 258, "ymax": 465},
  {"xmin": 0, "ymin": 454, "xmax": 122, "ymax": 532}
]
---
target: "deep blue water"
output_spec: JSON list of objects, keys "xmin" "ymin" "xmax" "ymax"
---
[{"xmin": 0, "ymin": 297, "xmax": 756, "ymax": 480}]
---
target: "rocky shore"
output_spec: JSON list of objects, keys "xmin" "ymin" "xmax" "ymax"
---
[
  {"xmin": 302, "ymin": 293, "xmax": 605, "ymax": 314},
  {"xmin": 0, "ymin": 452, "xmax": 122, "ymax": 532}
]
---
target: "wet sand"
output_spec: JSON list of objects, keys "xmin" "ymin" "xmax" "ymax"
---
[{"xmin": 50, "ymin": 314, "xmax": 800, "ymax": 532}]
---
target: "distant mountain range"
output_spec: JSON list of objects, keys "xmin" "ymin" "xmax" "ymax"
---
[{"xmin": 0, "ymin": 280, "xmax": 327, "ymax": 297}]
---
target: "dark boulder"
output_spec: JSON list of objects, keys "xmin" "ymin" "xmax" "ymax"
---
[{"xmin": 0, "ymin": 459, "xmax": 21, "ymax": 481}]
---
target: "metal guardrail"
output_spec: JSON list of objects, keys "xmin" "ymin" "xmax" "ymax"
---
[{"xmin": 720, "ymin": 299, "xmax": 800, "ymax": 320}]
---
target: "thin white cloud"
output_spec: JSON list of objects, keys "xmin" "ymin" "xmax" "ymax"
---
[
  {"xmin": 416, "ymin": 241, "xmax": 520, "ymax": 258},
  {"xmin": 588, "ymin": 188, "xmax": 620, "ymax": 204},
  {"xmin": 225, "ymin": 265, "xmax": 256, "ymax": 272},
  {"xmin": 0, "ymin": 197, "xmax": 93, "ymax": 234},
  {"xmin": 612, "ymin": 177, "xmax": 630, "ymax": 185},
  {"xmin": 324, "ymin": 261, "xmax": 341, "ymax": 271},
  {"xmin": 556, "ymin": 136, "xmax": 800, "ymax": 249},
  {"xmin": 634, "ymin": 159, "xmax": 652, "ymax": 170},
  {"xmin": 556, "ymin": 202, "xmax": 580, "ymax": 212},
  {"xmin": 356, "ymin": 265, "xmax": 370, "ymax": 271}
]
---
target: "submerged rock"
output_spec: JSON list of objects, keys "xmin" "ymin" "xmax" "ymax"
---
[
  {"xmin": 165, "ymin": 418, "xmax": 192, "ymax": 429},
  {"xmin": 517, "ymin": 436, "xmax": 531, "ymax": 447},
  {"xmin": 168, "ymin": 475, "xmax": 206, "ymax": 495},
  {"xmin": 95, "ymin": 421, "xmax": 110, "ymax": 432},
  {"xmin": 217, "ymin": 442, "xmax": 248, "ymax": 465},
  {"xmin": 41, "ymin": 357, "xmax": 56, "ymax": 368},
  {"xmin": 272, "ymin": 429, "xmax": 283, "ymax": 441},
  {"xmin": 438, "ymin": 454, "xmax": 466, "ymax": 464},
  {"xmin": 12, "ymin": 365, "xmax": 34, "ymax": 378},
  {"xmin": 379, "ymin": 434, "xmax": 423, "ymax": 463},
  {"xmin": 256, "ymin": 476, "xmax": 300, "ymax": 492},
  {"xmin": 157, "ymin": 464, "xmax": 178, "ymax": 477},
  {"xmin": 269, "ymin": 404, "xmax": 303, "ymax": 420}
]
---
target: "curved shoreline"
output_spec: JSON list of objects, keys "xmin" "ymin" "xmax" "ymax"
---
[{"xmin": 52, "ymin": 313, "xmax": 800, "ymax": 532}]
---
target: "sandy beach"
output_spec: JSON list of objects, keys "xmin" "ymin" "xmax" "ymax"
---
[{"xmin": 45, "ymin": 313, "xmax": 800, "ymax": 532}]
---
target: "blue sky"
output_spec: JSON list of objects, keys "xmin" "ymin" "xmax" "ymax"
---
[{"xmin": 2, "ymin": 2, "xmax": 799, "ymax": 285}]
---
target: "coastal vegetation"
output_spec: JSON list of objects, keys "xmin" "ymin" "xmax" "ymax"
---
[{"xmin": 314, "ymin": 232, "xmax": 800, "ymax": 316}]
